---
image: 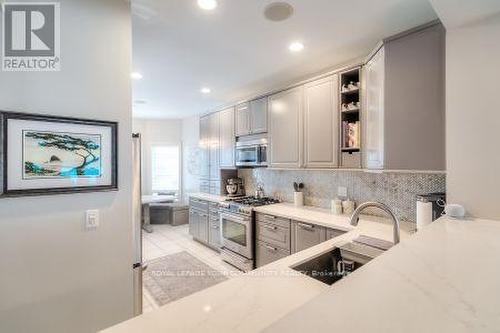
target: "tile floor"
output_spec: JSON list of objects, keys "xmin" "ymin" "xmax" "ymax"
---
[{"xmin": 141, "ymin": 224, "xmax": 241, "ymax": 313}]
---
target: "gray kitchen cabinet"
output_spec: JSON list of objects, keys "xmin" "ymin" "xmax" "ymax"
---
[
  {"xmin": 363, "ymin": 23, "xmax": 445, "ymax": 171},
  {"xmin": 208, "ymin": 112, "xmax": 220, "ymax": 180},
  {"xmin": 326, "ymin": 228, "xmax": 347, "ymax": 240},
  {"xmin": 304, "ymin": 75, "xmax": 339, "ymax": 168},
  {"xmin": 268, "ymin": 87, "xmax": 304, "ymax": 168},
  {"xmin": 197, "ymin": 211, "xmax": 209, "ymax": 243},
  {"xmin": 249, "ymin": 97, "xmax": 268, "ymax": 134},
  {"xmin": 291, "ymin": 220, "xmax": 326, "ymax": 253},
  {"xmin": 199, "ymin": 116, "xmax": 210, "ymax": 180},
  {"xmin": 235, "ymin": 102, "xmax": 251, "ymax": 136},
  {"xmin": 208, "ymin": 202, "xmax": 221, "ymax": 250},
  {"xmin": 219, "ymin": 107, "xmax": 235, "ymax": 168},
  {"xmin": 189, "ymin": 208, "xmax": 198, "ymax": 237},
  {"xmin": 189, "ymin": 198, "xmax": 210, "ymax": 244},
  {"xmin": 256, "ymin": 240, "xmax": 289, "ymax": 268}
]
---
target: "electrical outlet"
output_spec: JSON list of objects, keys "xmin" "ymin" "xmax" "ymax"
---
[
  {"xmin": 337, "ymin": 186, "xmax": 348, "ymax": 198},
  {"xmin": 85, "ymin": 210, "xmax": 99, "ymax": 229}
]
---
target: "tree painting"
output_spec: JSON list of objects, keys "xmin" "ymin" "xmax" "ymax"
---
[{"xmin": 23, "ymin": 131, "xmax": 101, "ymax": 178}]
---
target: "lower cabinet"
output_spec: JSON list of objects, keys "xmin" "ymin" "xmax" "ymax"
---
[
  {"xmin": 256, "ymin": 241, "xmax": 289, "ymax": 267},
  {"xmin": 326, "ymin": 227, "xmax": 347, "ymax": 240},
  {"xmin": 189, "ymin": 198, "xmax": 221, "ymax": 251},
  {"xmin": 255, "ymin": 213, "xmax": 291, "ymax": 267},
  {"xmin": 291, "ymin": 221, "xmax": 327, "ymax": 253}
]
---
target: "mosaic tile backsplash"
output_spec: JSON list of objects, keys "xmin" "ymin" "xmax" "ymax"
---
[{"xmin": 238, "ymin": 169, "xmax": 446, "ymax": 223}]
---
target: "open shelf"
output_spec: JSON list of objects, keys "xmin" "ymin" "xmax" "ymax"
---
[{"xmin": 339, "ymin": 67, "xmax": 362, "ymax": 169}]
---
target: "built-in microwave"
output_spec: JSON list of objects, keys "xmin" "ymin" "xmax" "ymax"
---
[{"xmin": 235, "ymin": 137, "xmax": 268, "ymax": 167}]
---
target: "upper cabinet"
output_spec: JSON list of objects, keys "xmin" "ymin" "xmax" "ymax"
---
[
  {"xmin": 304, "ymin": 75, "xmax": 339, "ymax": 168},
  {"xmin": 363, "ymin": 23, "xmax": 445, "ymax": 171},
  {"xmin": 249, "ymin": 97, "xmax": 268, "ymax": 134},
  {"xmin": 208, "ymin": 112, "xmax": 220, "ymax": 180},
  {"xmin": 199, "ymin": 115, "xmax": 210, "ymax": 180},
  {"xmin": 219, "ymin": 107, "xmax": 235, "ymax": 168},
  {"xmin": 235, "ymin": 102, "xmax": 251, "ymax": 137},
  {"xmin": 235, "ymin": 97, "xmax": 268, "ymax": 137},
  {"xmin": 268, "ymin": 87, "xmax": 304, "ymax": 168}
]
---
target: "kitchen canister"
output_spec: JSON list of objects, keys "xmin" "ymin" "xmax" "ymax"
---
[
  {"xmin": 342, "ymin": 199, "xmax": 356, "ymax": 215},
  {"xmin": 331, "ymin": 199, "xmax": 343, "ymax": 215},
  {"xmin": 294, "ymin": 191, "xmax": 304, "ymax": 207}
]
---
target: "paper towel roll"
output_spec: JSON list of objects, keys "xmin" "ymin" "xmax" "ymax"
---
[{"xmin": 417, "ymin": 201, "xmax": 433, "ymax": 230}]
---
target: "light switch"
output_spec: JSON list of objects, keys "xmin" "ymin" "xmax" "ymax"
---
[
  {"xmin": 85, "ymin": 210, "xmax": 100, "ymax": 229},
  {"xmin": 337, "ymin": 186, "xmax": 348, "ymax": 198}
]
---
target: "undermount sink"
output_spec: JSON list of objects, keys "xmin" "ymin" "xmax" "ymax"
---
[{"xmin": 291, "ymin": 236, "xmax": 392, "ymax": 285}]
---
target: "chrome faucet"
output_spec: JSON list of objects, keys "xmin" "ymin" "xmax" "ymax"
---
[{"xmin": 349, "ymin": 202, "xmax": 400, "ymax": 245}]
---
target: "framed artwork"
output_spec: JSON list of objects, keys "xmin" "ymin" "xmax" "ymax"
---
[{"xmin": 0, "ymin": 111, "xmax": 118, "ymax": 196}]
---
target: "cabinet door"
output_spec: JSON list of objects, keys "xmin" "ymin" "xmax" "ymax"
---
[
  {"xmin": 219, "ymin": 107, "xmax": 235, "ymax": 168},
  {"xmin": 199, "ymin": 116, "xmax": 210, "ymax": 179},
  {"xmin": 364, "ymin": 47, "xmax": 385, "ymax": 170},
  {"xmin": 268, "ymin": 87, "xmax": 303, "ymax": 168},
  {"xmin": 189, "ymin": 209, "xmax": 199, "ymax": 237},
  {"xmin": 198, "ymin": 211, "xmax": 209, "ymax": 243},
  {"xmin": 249, "ymin": 97, "xmax": 268, "ymax": 134},
  {"xmin": 235, "ymin": 103, "xmax": 251, "ymax": 136},
  {"xmin": 209, "ymin": 217, "xmax": 222, "ymax": 249},
  {"xmin": 209, "ymin": 112, "xmax": 220, "ymax": 180},
  {"xmin": 304, "ymin": 75, "xmax": 339, "ymax": 168},
  {"xmin": 291, "ymin": 221, "xmax": 326, "ymax": 253},
  {"xmin": 326, "ymin": 228, "xmax": 346, "ymax": 240}
]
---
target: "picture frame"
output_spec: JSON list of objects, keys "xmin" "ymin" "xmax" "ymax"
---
[{"xmin": 0, "ymin": 111, "xmax": 118, "ymax": 197}]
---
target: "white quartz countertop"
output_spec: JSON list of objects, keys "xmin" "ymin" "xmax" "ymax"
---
[
  {"xmin": 265, "ymin": 216, "xmax": 500, "ymax": 333},
  {"xmin": 101, "ymin": 202, "xmax": 500, "ymax": 333},
  {"xmin": 188, "ymin": 192, "xmax": 228, "ymax": 203},
  {"xmin": 100, "ymin": 204, "xmax": 412, "ymax": 333}
]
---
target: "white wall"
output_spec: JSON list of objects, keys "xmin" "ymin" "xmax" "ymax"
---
[
  {"xmin": 181, "ymin": 115, "xmax": 200, "ymax": 202},
  {"xmin": 0, "ymin": 1, "xmax": 134, "ymax": 333},
  {"xmin": 133, "ymin": 118, "xmax": 182, "ymax": 195},
  {"xmin": 444, "ymin": 14, "xmax": 500, "ymax": 220}
]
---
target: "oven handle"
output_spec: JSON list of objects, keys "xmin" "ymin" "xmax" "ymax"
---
[{"xmin": 220, "ymin": 213, "xmax": 251, "ymax": 224}]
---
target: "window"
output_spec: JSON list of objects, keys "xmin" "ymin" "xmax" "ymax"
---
[{"xmin": 151, "ymin": 145, "xmax": 180, "ymax": 196}]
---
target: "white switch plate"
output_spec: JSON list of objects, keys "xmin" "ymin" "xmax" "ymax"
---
[
  {"xmin": 85, "ymin": 210, "xmax": 99, "ymax": 229},
  {"xmin": 337, "ymin": 186, "xmax": 348, "ymax": 198}
]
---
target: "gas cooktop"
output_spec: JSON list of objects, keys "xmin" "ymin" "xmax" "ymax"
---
[{"xmin": 220, "ymin": 196, "xmax": 280, "ymax": 215}]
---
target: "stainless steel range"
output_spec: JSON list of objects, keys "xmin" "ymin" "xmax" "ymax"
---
[{"xmin": 219, "ymin": 197, "xmax": 280, "ymax": 272}]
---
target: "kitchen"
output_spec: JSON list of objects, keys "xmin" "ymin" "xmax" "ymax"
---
[
  {"xmin": 107, "ymin": 0, "xmax": 499, "ymax": 332},
  {"xmin": 1, "ymin": 1, "xmax": 499, "ymax": 333}
]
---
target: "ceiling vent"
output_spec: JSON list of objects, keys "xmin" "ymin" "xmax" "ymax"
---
[{"xmin": 264, "ymin": 2, "xmax": 294, "ymax": 22}]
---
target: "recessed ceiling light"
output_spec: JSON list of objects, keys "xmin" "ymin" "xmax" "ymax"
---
[
  {"xmin": 264, "ymin": 2, "xmax": 294, "ymax": 22},
  {"xmin": 198, "ymin": 0, "xmax": 217, "ymax": 11},
  {"xmin": 289, "ymin": 41, "xmax": 304, "ymax": 53},
  {"xmin": 201, "ymin": 87, "xmax": 211, "ymax": 94},
  {"xmin": 131, "ymin": 72, "xmax": 143, "ymax": 80}
]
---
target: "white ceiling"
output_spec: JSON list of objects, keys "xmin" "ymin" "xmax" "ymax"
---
[{"xmin": 131, "ymin": 0, "xmax": 438, "ymax": 119}]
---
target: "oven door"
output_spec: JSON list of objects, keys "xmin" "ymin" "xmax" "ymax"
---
[
  {"xmin": 235, "ymin": 145, "xmax": 258, "ymax": 166},
  {"xmin": 220, "ymin": 212, "xmax": 253, "ymax": 259}
]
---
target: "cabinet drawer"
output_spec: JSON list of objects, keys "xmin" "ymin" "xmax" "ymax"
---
[
  {"xmin": 189, "ymin": 198, "xmax": 209, "ymax": 212},
  {"xmin": 341, "ymin": 151, "xmax": 361, "ymax": 169},
  {"xmin": 256, "ymin": 213, "xmax": 291, "ymax": 229},
  {"xmin": 256, "ymin": 221, "xmax": 291, "ymax": 251},
  {"xmin": 326, "ymin": 228, "xmax": 347, "ymax": 240},
  {"xmin": 256, "ymin": 240, "xmax": 289, "ymax": 268}
]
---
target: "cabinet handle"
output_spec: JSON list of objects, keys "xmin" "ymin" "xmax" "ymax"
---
[
  {"xmin": 298, "ymin": 222, "xmax": 314, "ymax": 230},
  {"xmin": 265, "ymin": 245, "xmax": 277, "ymax": 252},
  {"xmin": 211, "ymin": 225, "xmax": 219, "ymax": 229},
  {"xmin": 263, "ymin": 224, "xmax": 278, "ymax": 231},
  {"xmin": 265, "ymin": 215, "xmax": 276, "ymax": 219}
]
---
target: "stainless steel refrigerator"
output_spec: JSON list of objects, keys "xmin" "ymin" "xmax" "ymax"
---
[{"xmin": 132, "ymin": 133, "xmax": 145, "ymax": 316}]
